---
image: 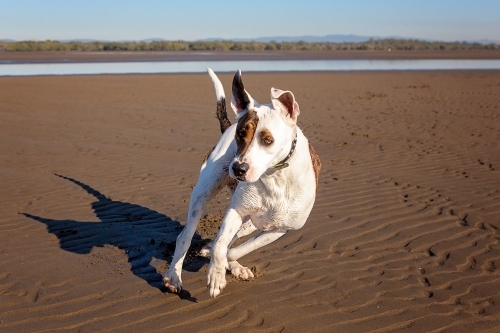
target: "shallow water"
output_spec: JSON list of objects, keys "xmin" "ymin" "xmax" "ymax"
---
[{"xmin": 1, "ymin": 59, "xmax": 500, "ymax": 76}]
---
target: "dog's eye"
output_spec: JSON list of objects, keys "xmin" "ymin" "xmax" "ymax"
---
[
  {"xmin": 238, "ymin": 130, "xmax": 246, "ymax": 138},
  {"xmin": 262, "ymin": 137, "xmax": 274, "ymax": 146}
]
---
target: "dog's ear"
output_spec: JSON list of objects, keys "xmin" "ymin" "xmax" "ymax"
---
[
  {"xmin": 231, "ymin": 70, "xmax": 254, "ymax": 116},
  {"xmin": 271, "ymin": 88, "xmax": 300, "ymax": 125}
]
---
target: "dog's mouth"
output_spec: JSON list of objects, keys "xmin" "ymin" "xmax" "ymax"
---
[
  {"xmin": 230, "ymin": 170, "xmax": 247, "ymax": 182},
  {"xmin": 234, "ymin": 174, "xmax": 246, "ymax": 182}
]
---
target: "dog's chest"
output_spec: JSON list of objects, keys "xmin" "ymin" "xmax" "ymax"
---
[{"xmin": 235, "ymin": 175, "xmax": 314, "ymax": 231}]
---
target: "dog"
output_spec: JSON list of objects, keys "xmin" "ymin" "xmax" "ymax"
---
[{"xmin": 164, "ymin": 68, "xmax": 321, "ymax": 297}]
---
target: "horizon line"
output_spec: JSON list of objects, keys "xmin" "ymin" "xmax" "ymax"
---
[{"xmin": 1, "ymin": 35, "xmax": 500, "ymax": 45}]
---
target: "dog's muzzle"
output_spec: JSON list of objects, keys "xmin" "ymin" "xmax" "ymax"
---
[{"xmin": 232, "ymin": 161, "xmax": 249, "ymax": 181}]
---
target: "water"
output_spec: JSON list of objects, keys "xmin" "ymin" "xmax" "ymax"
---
[{"xmin": 1, "ymin": 59, "xmax": 500, "ymax": 76}]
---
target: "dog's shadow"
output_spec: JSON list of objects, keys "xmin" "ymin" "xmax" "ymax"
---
[{"xmin": 21, "ymin": 174, "xmax": 208, "ymax": 301}]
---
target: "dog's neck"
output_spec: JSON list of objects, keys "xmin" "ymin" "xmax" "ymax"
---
[{"xmin": 273, "ymin": 131, "xmax": 298, "ymax": 170}]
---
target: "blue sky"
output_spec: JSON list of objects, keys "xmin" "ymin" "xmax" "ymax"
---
[{"xmin": 1, "ymin": 0, "xmax": 499, "ymax": 42}]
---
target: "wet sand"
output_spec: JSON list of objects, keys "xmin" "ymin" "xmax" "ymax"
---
[{"xmin": 0, "ymin": 70, "xmax": 499, "ymax": 332}]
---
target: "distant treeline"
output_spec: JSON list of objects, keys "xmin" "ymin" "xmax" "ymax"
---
[{"xmin": 0, "ymin": 39, "xmax": 498, "ymax": 52}]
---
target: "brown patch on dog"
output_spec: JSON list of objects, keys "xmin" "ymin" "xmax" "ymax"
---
[
  {"xmin": 235, "ymin": 110, "xmax": 259, "ymax": 156},
  {"xmin": 216, "ymin": 97, "xmax": 231, "ymax": 134},
  {"xmin": 258, "ymin": 128, "xmax": 274, "ymax": 146},
  {"xmin": 308, "ymin": 143, "xmax": 321, "ymax": 186}
]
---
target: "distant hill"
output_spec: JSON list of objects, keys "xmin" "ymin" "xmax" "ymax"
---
[
  {"xmin": 59, "ymin": 39, "xmax": 102, "ymax": 43},
  {"xmin": 203, "ymin": 34, "xmax": 381, "ymax": 43},
  {"xmin": 476, "ymin": 39, "xmax": 500, "ymax": 45},
  {"xmin": 49, "ymin": 36, "xmax": 380, "ymax": 44},
  {"xmin": 51, "ymin": 38, "xmax": 170, "ymax": 43},
  {"xmin": 140, "ymin": 38, "xmax": 168, "ymax": 43}
]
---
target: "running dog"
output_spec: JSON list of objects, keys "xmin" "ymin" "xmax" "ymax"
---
[{"xmin": 164, "ymin": 68, "xmax": 321, "ymax": 297}]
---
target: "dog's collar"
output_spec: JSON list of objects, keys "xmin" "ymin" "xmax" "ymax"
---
[{"xmin": 273, "ymin": 132, "xmax": 298, "ymax": 170}]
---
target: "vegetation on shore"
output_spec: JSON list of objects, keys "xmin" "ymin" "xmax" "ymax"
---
[{"xmin": 0, "ymin": 39, "xmax": 498, "ymax": 52}]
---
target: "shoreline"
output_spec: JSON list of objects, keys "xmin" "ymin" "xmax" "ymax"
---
[{"xmin": 1, "ymin": 49, "xmax": 500, "ymax": 64}]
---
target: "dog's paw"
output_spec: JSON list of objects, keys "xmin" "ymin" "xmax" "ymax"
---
[
  {"xmin": 207, "ymin": 263, "xmax": 227, "ymax": 298},
  {"xmin": 163, "ymin": 273, "xmax": 182, "ymax": 293},
  {"xmin": 199, "ymin": 242, "xmax": 213, "ymax": 258},
  {"xmin": 229, "ymin": 261, "xmax": 254, "ymax": 280}
]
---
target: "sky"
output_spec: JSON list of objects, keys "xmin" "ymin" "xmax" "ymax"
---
[{"xmin": 1, "ymin": 0, "xmax": 499, "ymax": 42}]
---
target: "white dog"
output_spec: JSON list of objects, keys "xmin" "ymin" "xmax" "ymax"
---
[{"xmin": 164, "ymin": 68, "xmax": 321, "ymax": 297}]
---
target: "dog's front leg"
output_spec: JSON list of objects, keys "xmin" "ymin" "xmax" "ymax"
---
[
  {"xmin": 164, "ymin": 171, "xmax": 227, "ymax": 293},
  {"xmin": 163, "ymin": 192, "xmax": 208, "ymax": 293},
  {"xmin": 207, "ymin": 208, "xmax": 243, "ymax": 297}
]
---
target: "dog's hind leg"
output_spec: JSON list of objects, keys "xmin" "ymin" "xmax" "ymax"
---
[
  {"xmin": 199, "ymin": 216, "xmax": 257, "ymax": 258},
  {"xmin": 229, "ymin": 217, "xmax": 257, "ymax": 246},
  {"xmin": 228, "ymin": 230, "xmax": 287, "ymax": 262},
  {"xmin": 226, "ymin": 230, "xmax": 286, "ymax": 280}
]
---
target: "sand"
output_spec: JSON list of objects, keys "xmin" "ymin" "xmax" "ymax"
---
[{"xmin": 0, "ymin": 70, "xmax": 499, "ymax": 332}]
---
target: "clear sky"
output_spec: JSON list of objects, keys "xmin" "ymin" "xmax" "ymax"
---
[{"xmin": 1, "ymin": 0, "xmax": 499, "ymax": 42}]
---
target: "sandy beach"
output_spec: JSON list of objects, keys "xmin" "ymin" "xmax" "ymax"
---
[{"xmin": 0, "ymin": 69, "xmax": 499, "ymax": 332}]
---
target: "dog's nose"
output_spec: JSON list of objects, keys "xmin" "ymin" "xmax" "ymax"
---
[{"xmin": 232, "ymin": 162, "xmax": 249, "ymax": 178}]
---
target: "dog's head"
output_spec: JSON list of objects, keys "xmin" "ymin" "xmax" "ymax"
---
[{"xmin": 229, "ymin": 70, "xmax": 300, "ymax": 183}]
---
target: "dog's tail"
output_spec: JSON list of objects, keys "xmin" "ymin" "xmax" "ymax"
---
[{"xmin": 207, "ymin": 67, "xmax": 231, "ymax": 134}]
